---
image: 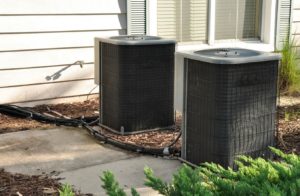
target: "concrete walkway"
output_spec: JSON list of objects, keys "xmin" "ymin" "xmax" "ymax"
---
[{"xmin": 0, "ymin": 127, "xmax": 181, "ymax": 195}]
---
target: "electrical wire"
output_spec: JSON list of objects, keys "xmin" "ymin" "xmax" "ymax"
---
[{"xmin": 0, "ymin": 104, "xmax": 181, "ymax": 157}]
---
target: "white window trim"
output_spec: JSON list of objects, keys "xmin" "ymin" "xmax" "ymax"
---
[
  {"xmin": 208, "ymin": 0, "xmax": 216, "ymax": 45},
  {"xmin": 260, "ymin": 0, "xmax": 277, "ymax": 48},
  {"xmin": 147, "ymin": 0, "xmax": 277, "ymax": 52},
  {"xmin": 146, "ymin": 0, "xmax": 157, "ymax": 36}
]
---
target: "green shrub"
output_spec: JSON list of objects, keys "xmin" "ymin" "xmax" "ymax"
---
[
  {"xmin": 101, "ymin": 171, "xmax": 140, "ymax": 196},
  {"xmin": 279, "ymin": 36, "xmax": 300, "ymax": 94},
  {"xmin": 101, "ymin": 147, "xmax": 300, "ymax": 195},
  {"xmin": 59, "ymin": 184, "xmax": 75, "ymax": 196}
]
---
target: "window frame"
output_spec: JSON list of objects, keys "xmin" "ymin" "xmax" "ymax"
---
[
  {"xmin": 209, "ymin": 0, "xmax": 276, "ymax": 45},
  {"xmin": 214, "ymin": 0, "xmax": 262, "ymax": 41},
  {"xmin": 147, "ymin": 0, "xmax": 277, "ymax": 50}
]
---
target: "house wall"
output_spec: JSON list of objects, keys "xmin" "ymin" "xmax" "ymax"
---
[
  {"xmin": 0, "ymin": 0, "xmax": 126, "ymax": 106},
  {"xmin": 292, "ymin": 0, "xmax": 300, "ymax": 59}
]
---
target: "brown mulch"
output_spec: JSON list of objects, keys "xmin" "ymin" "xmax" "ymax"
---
[
  {"xmin": 0, "ymin": 98, "xmax": 99, "ymax": 134},
  {"xmin": 33, "ymin": 98, "xmax": 99, "ymax": 119},
  {"xmin": 97, "ymin": 117, "xmax": 182, "ymax": 150},
  {"xmin": 278, "ymin": 105, "xmax": 300, "ymax": 154},
  {"xmin": 0, "ymin": 169, "xmax": 91, "ymax": 196},
  {"xmin": 0, "ymin": 114, "xmax": 52, "ymax": 134}
]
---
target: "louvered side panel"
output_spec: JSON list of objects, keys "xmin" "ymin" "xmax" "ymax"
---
[
  {"xmin": 182, "ymin": 0, "xmax": 208, "ymax": 42},
  {"xmin": 276, "ymin": 0, "xmax": 292, "ymax": 50},
  {"xmin": 127, "ymin": 0, "xmax": 146, "ymax": 35},
  {"xmin": 157, "ymin": 0, "xmax": 180, "ymax": 40}
]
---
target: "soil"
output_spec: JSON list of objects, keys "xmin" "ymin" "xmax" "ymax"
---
[
  {"xmin": 97, "ymin": 117, "xmax": 182, "ymax": 150},
  {"xmin": 277, "ymin": 104, "xmax": 300, "ymax": 154},
  {"xmin": 33, "ymin": 98, "xmax": 99, "ymax": 119},
  {"xmin": 0, "ymin": 99, "xmax": 99, "ymax": 134},
  {"xmin": 0, "ymin": 169, "xmax": 91, "ymax": 196}
]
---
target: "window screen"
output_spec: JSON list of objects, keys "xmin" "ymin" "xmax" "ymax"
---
[
  {"xmin": 215, "ymin": 0, "xmax": 261, "ymax": 40},
  {"xmin": 157, "ymin": 0, "xmax": 208, "ymax": 42}
]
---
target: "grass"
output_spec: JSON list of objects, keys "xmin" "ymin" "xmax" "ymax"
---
[
  {"xmin": 284, "ymin": 109, "xmax": 300, "ymax": 121},
  {"xmin": 59, "ymin": 184, "xmax": 75, "ymax": 196},
  {"xmin": 281, "ymin": 104, "xmax": 300, "ymax": 121},
  {"xmin": 279, "ymin": 36, "xmax": 300, "ymax": 95}
]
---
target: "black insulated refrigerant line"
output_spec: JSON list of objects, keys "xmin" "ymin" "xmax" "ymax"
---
[{"xmin": 0, "ymin": 104, "xmax": 180, "ymax": 156}]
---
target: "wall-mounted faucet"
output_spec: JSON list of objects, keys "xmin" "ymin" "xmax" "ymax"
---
[{"xmin": 45, "ymin": 60, "xmax": 85, "ymax": 81}]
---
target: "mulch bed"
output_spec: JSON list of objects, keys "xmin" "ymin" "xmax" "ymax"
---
[
  {"xmin": 0, "ymin": 114, "xmax": 52, "ymax": 134},
  {"xmin": 33, "ymin": 99, "xmax": 99, "ymax": 119},
  {"xmin": 0, "ymin": 169, "xmax": 61, "ymax": 196},
  {"xmin": 97, "ymin": 117, "xmax": 182, "ymax": 149},
  {"xmin": 0, "ymin": 169, "xmax": 91, "ymax": 196},
  {"xmin": 278, "ymin": 105, "xmax": 300, "ymax": 154},
  {"xmin": 0, "ymin": 99, "xmax": 99, "ymax": 134}
]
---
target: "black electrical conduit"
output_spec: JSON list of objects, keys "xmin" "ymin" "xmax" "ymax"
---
[{"xmin": 0, "ymin": 104, "xmax": 181, "ymax": 156}]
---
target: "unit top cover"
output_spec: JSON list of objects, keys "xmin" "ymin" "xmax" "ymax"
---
[
  {"xmin": 95, "ymin": 35, "xmax": 176, "ymax": 45},
  {"xmin": 177, "ymin": 48, "xmax": 281, "ymax": 64}
]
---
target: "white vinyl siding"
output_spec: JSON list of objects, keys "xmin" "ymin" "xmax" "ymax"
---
[
  {"xmin": 0, "ymin": 0, "xmax": 126, "ymax": 105},
  {"xmin": 215, "ymin": 0, "xmax": 261, "ymax": 40},
  {"xmin": 157, "ymin": 0, "xmax": 180, "ymax": 40},
  {"xmin": 157, "ymin": 0, "xmax": 208, "ymax": 42}
]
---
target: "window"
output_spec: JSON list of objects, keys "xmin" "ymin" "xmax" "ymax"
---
[
  {"xmin": 157, "ymin": 0, "xmax": 208, "ymax": 42},
  {"xmin": 215, "ymin": 0, "xmax": 261, "ymax": 40},
  {"xmin": 149, "ymin": 0, "xmax": 275, "ymax": 46}
]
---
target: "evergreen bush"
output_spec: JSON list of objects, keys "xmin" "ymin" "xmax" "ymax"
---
[{"xmin": 101, "ymin": 147, "xmax": 300, "ymax": 196}]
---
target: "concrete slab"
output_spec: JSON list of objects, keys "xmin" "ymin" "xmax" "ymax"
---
[
  {"xmin": 280, "ymin": 96, "xmax": 300, "ymax": 107},
  {"xmin": 0, "ymin": 127, "xmax": 181, "ymax": 195},
  {"xmin": 0, "ymin": 127, "xmax": 135, "ymax": 175},
  {"xmin": 60, "ymin": 156, "xmax": 181, "ymax": 196}
]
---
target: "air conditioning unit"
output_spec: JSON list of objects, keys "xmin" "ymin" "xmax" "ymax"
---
[
  {"xmin": 177, "ymin": 48, "xmax": 281, "ymax": 167},
  {"xmin": 94, "ymin": 35, "xmax": 176, "ymax": 134}
]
